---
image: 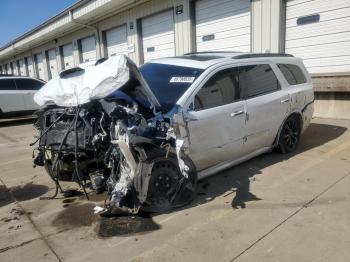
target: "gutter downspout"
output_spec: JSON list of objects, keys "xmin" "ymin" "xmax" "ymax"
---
[{"xmin": 69, "ymin": 10, "xmax": 102, "ymax": 59}]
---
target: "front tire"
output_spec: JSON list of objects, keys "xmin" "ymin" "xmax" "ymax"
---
[
  {"xmin": 143, "ymin": 149, "xmax": 197, "ymax": 212},
  {"xmin": 278, "ymin": 115, "xmax": 301, "ymax": 154}
]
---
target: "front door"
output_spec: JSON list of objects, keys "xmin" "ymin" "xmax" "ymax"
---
[{"xmin": 184, "ymin": 67, "xmax": 246, "ymax": 171}]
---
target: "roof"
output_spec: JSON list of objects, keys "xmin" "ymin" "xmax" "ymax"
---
[{"xmin": 148, "ymin": 52, "xmax": 296, "ymax": 69}]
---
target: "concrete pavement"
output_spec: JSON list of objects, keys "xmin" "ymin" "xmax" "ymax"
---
[{"xmin": 0, "ymin": 117, "xmax": 349, "ymax": 262}]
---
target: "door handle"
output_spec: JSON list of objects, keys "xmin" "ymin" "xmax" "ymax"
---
[
  {"xmin": 281, "ymin": 98, "xmax": 290, "ymax": 103},
  {"xmin": 230, "ymin": 110, "xmax": 244, "ymax": 117}
]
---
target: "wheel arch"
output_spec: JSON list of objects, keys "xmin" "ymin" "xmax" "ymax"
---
[{"xmin": 273, "ymin": 111, "xmax": 303, "ymax": 148}]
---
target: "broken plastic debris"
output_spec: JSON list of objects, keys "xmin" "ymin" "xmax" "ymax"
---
[{"xmin": 94, "ymin": 206, "xmax": 104, "ymax": 214}]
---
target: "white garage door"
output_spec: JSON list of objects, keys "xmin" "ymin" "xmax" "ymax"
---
[
  {"xmin": 285, "ymin": 0, "xmax": 350, "ymax": 74},
  {"xmin": 62, "ymin": 43, "xmax": 74, "ymax": 70},
  {"xmin": 195, "ymin": 0, "xmax": 251, "ymax": 52},
  {"xmin": 106, "ymin": 25, "xmax": 128, "ymax": 57},
  {"xmin": 11, "ymin": 62, "xmax": 18, "ymax": 75},
  {"xmin": 7, "ymin": 64, "xmax": 12, "ymax": 74},
  {"xmin": 141, "ymin": 10, "xmax": 175, "ymax": 63},
  {"xmin": 81, "ymin": 36, "xmax": 97, "ymax": 63},
  {"xmin": 19, "ymin": 59, "xmax": 27, "ymax": 76},
  {"xmin": 27, "ymin": 57, "xmax": 35, "ymax": 78},
  {"xmin": 47, "ymin": 48, "xmax": 58, "ymax": 79},
  {"xmin": 35, "ymin": 53, "xmax": 45, "ymax": 80}
]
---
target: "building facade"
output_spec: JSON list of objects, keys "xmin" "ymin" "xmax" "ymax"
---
[{"xmin": 0, "ymin": 0, "xmax": 349, "ymax": 118}]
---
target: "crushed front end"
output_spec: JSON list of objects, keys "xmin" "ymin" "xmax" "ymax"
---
[{"xmin": 31, "ymin": 55, "xmax": 197, "ymax": 214}]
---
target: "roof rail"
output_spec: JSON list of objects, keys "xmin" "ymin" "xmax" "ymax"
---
[
  {"xmin": 184, "ymin": 51, "xmax": 242, "ymax": 55},
  {"xmin": 233, "ymin": 53, "xmax": 294, "ymax": 59}
]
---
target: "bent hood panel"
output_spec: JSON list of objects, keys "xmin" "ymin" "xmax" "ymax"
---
[{"xmin": 34, "ymin": 55, "xmax": 160, "ymax": 108}]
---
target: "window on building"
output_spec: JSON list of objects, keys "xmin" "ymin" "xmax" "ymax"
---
[
  {"xmin": 240, "ymin": 64, "xmax": 280, "ymax": 98},
  {"xmin": 278, "ymin": 64, "xmax": 307, "ymax": 85},
  {"xmin": 195, "ymin": 68, "xmax": 241, "ymax": 111}
]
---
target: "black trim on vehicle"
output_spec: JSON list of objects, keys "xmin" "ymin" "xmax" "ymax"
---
[
  {"xmin": 301, "ymin": 99, "xmax": 315, "ymax": 113},
  {"xmin": 234, "ymin": 53, "xmax": 294, "ymax": 59}
]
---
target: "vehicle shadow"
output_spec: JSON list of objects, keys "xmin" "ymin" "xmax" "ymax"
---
[{"xmin": 179, "ymin": 122, "xmax": 348, "ymax": 211}]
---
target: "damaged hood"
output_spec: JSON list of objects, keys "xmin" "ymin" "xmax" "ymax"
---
[{"xmin": 34, "ymin": 55, "xmax": 161, "ymax": 108}]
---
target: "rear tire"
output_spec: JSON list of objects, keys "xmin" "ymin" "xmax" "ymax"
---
[{"xmin": 278, "ymin": 115, "xmax": 301, "ymax": 154}]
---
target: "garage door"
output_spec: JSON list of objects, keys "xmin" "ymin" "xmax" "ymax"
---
[
  {"xmin": 27, "ymin": 57, "xmax": 35, "ymax": 78},
  {"xmin": 81, "ymin": 36, "xmax": 97, "ymax": 63},
  {"xmin": 62, "ymin": 43, "xmax": 74, "ymax": 70},
  {"xmin": 34, "ymin": 53, "xmax": 45, "ymax": 80},
  {"xmin": 285, "ymin": 0, "xmax": 350, "ymax": 74},
  {"xmin": 141, "ymin": 10, "xmax": 175, "ymax": 63},
  {"xmin": 19, "ymin": 59, "xmax": 27, "ymax": 76},
  {"xmin": 47, "ymin": 48, "xmax": 58, "ymax": 79},
  {"xmin": 11, "ymin": 62, "xmax": 18, "ymax": 75},
  {"xmin": 105, "ymin": 25, "xmax": 128, "ymax": 57},
  {"xmin": 7, "ymin": 64, "xmax": 12, "ymax": 74},
  {"xmin": 195, "ymin": 0, "xmax": 251, "ymax": 52}
]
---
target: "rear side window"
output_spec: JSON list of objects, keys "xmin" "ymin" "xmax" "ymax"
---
[
  {"xmin": 278, "ymin": 64, "xmax": 307, "ymax": 85},
  {"xmin": 240, "ymin": 64, "xmax": 280, "ymax": 98},
  {"xmin": 15, "ymin": 79, "xmax": 44, "ymax": 90},
  {"xmin": 195, "ymin": 68, "xmax": 240, "ymax": 111},
  {"xmin": 0, "ymin": 79, "xmax": 17, "ymax": 90}
]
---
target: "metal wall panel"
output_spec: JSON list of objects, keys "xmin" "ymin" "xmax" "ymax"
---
[
  {"xmin": 195, "ymin": 0, "xmax": 251, "ymax": 52},
  {"xmin": 285, "ymin": 0, "xmax": 350, "ymax": 73}
]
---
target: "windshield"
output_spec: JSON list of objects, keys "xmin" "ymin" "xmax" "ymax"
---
[{"xmin": 140, "ymin": 63, "xmax": 204, "ymax": 110}]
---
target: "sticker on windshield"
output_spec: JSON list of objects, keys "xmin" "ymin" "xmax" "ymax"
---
[{"xmin": 170, "ymin": 76, "xmax": 195, "ymax": 83}]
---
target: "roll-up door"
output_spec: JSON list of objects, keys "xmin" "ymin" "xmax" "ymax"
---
[
  {"xmin": 19, "ymin": 59, "xmax": 27, "ymax": 76},
  {"xmin": 105, "ymin": 25, "xmax": 128, "ymax": 57},
  {"xmin": 27, "ymin": 57, "xmax": 35, "ymax": 78},
  {"xmin": 80, "ymin": 36, "xmax": 97, "ymax": 63},
  {"xmin": 47, "ymin": 48, "xmax": 58, "ymax": 79},
  {"xmin": 11, "ymin": 62, "xmax": 18, "ymax": 75},
  {"xmin": 195, "ymin": 0, "xmax": 251, "ymax": 52},
  {"xmin": 141, "ymin": 10, "xmax": 175, "ymax": 63},
  {"xmin": 34, "ymin": 53, "xmax": 45, "ymax": 80},
  {"xmin": 62, "ymin": 43, "xmax": 74, "ymax": 70},
  {"xmin": 285, "ymin": 0, "xmax": 350, "ymax": 74}
]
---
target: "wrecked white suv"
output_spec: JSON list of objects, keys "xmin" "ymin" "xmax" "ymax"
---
[{"xmin": 32, "ymin": 53, "xmax": 314, "ymax": 214}]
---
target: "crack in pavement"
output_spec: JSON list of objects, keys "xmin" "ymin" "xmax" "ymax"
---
[
  {"xmin": 0, "ymin": 177, "xmax": 62, "ymax": 262},
  {"xmin": 230, "ymin": 172, "xmax": 350, "ymax": 262}
]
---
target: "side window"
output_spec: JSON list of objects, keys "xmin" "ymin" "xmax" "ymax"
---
[
  {"xmin": 15, "ymin": 79, "xmax": 44, "ymax": 90},
  {"xmin": 0, "ymin": 79, "xmax": 17, "ymax": 90},
  {"xmin": 278, "ymin": 64, "xmax": 307, "ymax": 85},
  {"xmin": 194, "ymin": 68, "xmax": 240, "ymax": 111},
  {"xmin": 240, "ymin": 64, "xmax": 280, "ymax": 98}
]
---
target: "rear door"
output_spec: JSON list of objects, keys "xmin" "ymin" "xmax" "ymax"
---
[
  {"xmin": 184, "ymin": 67, "xmax": 246, "ymax": 171},
  {"xmin": 14, "ymin": 78, "xmax": 44, "ymax": 110},
  {"xmin": 0, "ymin": 79, "xmax": 27, "ymax": 113},
  {"xmin": 242, "ymin": 64, "xmax": 290, "ymax": 154}
]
